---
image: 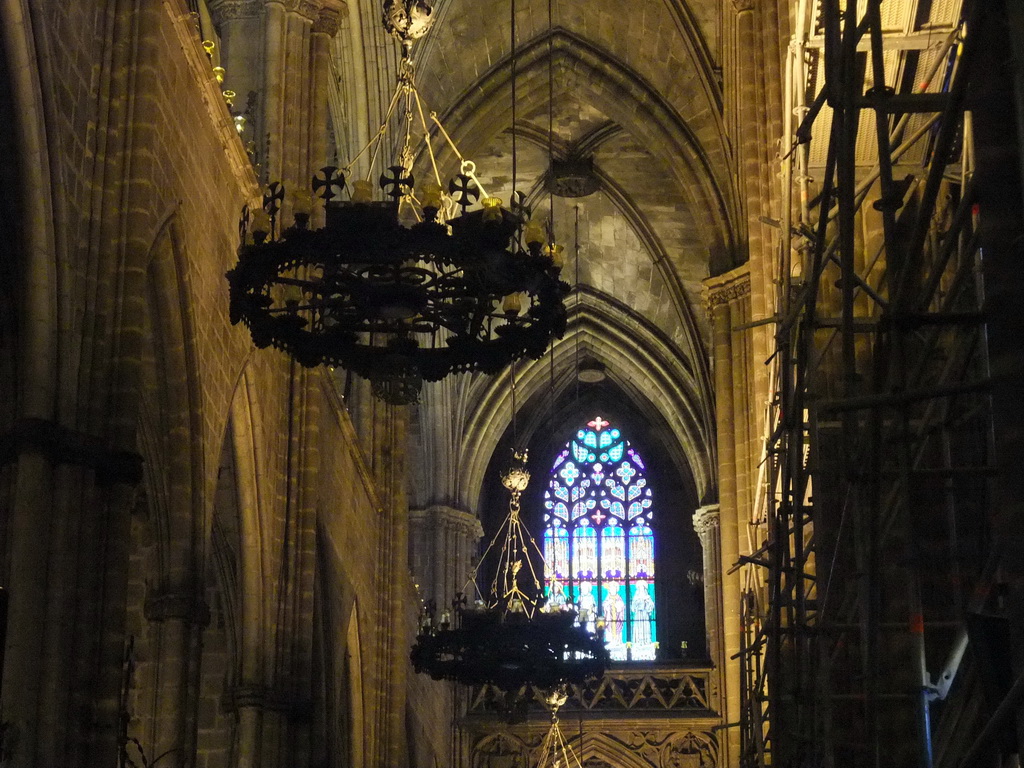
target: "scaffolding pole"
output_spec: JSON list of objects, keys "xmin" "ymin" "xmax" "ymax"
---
[{"xmin": 734, "ymin": 1, "xmax": 1016, "ymax": 766}]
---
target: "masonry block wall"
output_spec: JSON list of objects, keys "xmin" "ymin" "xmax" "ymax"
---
[{"xmin": 0, "ymin": 0, "xmax": 449, "ymax": 766}]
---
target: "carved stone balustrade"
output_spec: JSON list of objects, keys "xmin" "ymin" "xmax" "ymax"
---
[{"xmin": 466, "ymin": 664, "xmax": 718, "ymax": 718}]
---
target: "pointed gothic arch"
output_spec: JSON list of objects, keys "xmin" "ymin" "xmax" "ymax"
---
[
  {"xmin": 137, "ymin": 217, "xmax": 207, "ymax": 590},
  {"xmin": 580, "ymin": 733, "xmax": 665, "ymax": 768},
  {"xmin": 460, "ymin": 295, "xmax": 716, "ymax": 514}
]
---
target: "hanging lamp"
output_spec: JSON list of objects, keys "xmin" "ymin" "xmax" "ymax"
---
[
  {"xmin": 225, "ymin": 0, "xmax": 569, "ymax": 404},
  {"xmin": 410, "ymin": 449, "xmax": 609, "ymax": 691}
]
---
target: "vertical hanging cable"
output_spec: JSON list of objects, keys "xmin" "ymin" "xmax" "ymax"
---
[
  {"xmin": 510, "ymin": 0, "xmax": 519, "ymax": 449},
  {"xmin": 511, "ymin": 0, "xmax": 518, "ymax": 196},
  {"xmin": 578, "ymin": 710, "xmax": 584, "ymax": 766},
  {"xmin": 546, "ymin": 0, "xmax": 557, "ymax": 428},
  {"xmin": 548, "ymin": 335, "xmax": 556, "ymax": 426},
  {"xmin": 574, "ymin": 204, "xmax": 581, "ymax": 403},
  {"xmin": 510, "ymin": 359, "xmax": 518, "ymax": 447},
  {"xmin": 547, "ymin": 0, "xmax": 555, "ymax": 241}
]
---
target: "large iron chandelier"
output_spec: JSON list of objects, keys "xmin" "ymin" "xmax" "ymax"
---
[
  {"xmin": 226, "ymin": 0, "xmax": 569, "ymax": 404},
  {"xmin": 411, "ymin": 450, "xmax": 610, "ymax": 691}
]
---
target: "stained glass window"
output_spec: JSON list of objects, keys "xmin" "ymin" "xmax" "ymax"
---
[{"xmin": 542, "ymin": 417, "xmax": 657, "ymax": 660}]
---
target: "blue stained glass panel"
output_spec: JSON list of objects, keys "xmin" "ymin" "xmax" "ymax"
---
[
  {"xmin": 577, "ymin": 581, "xmax": 598, "ymax": 632},
  {"xmin": 627, "ymin": 448, "xmax": 645, "ymax": 470},
  {"xmin": 544, "ymin": 525, "xmax": 569, "ymax": 579},
  {"xmin": 573, "ymin": 522, "xmax": 597, "ymax": 578},
  {"xmin": 601, "ymin": 525, "xmax": 625, "ymax": 577},
  {"xmin": 546, "ymin": 580, "xmax": 569, "ymax": 609},
  {"xmin": 628, "ymin": 479, "xmax": 645, "ymax": 500},
  {"xmin": 629, "ymin": 524, "xmax": 655, "ymax": 578},
  {"xmin": 616, "ymin": 462, "xmax": 636, "ymax": 483},
  {"xmin": 570, "ymin": 484, "xmax": 581, "ymax": 502},
  {"xmin": 629, "ymin": 581, "xmax": 657, "ymax": 660},
  {"xmin": 572, "ymin": 441, "xmax": 589, "ymax": 462},
  {"xmin": 602, "ymin": 582, "xmax": 628, "ymax": 657},
  {"xmin": 627, "ymin": 498, "xmax": 652, "ymax": 519},
  {"xmin": 572, "ymin": 498, "xmax": 595, "ymax": 519}
]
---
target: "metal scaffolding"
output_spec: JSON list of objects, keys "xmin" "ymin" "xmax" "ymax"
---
[{"xmin": 737, "ymin": 0, "xmax": 1023, "ymax": 765}]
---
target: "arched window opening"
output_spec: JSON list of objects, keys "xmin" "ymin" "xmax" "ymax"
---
[{"xmin": 543, "ymin": 416, "xmax": 656, "ymax": 660}]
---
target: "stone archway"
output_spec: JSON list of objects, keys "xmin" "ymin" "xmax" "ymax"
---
[{"xmin": 459, "ymin": 295, "xmax": 716, "ymax": 514}]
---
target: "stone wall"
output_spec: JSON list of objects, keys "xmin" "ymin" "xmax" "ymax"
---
[{"xmin": 0, "ymin": 0, "xmax": 449, "ymax": 766}]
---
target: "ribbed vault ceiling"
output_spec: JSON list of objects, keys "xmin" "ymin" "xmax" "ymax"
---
[{"xmin": 377, "ymin": 0, "xmax": 736, "ymax": 509}]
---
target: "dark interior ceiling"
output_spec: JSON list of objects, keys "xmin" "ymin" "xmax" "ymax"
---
[{"xmin": 392, "ymin": 1, "xmax": 734, "ymax": 510}]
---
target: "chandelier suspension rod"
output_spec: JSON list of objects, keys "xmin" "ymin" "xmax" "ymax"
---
[
  {"xmin": 355, "ymin": 75, "xmax": 407, "ymax": 179},
  {"xmin": 426, "ymin": 116, "xmax": 492, "ymax": 200},
  {"xmin": 510, "ymin": 358, "xmax": 518, "ymax": 446},
  {"xmin": 465, "ymin": 503, "xmax": 512, "ymax": 599},
  {"xmin": 427, "ymin": 114, "xmax": 464, "ymax": 163},
  {"xmin": 412, "ymin": 90, "xmax": 445, "ymax": 190},
  {"xmin": 401, "ymin": 76, "xmax": 416, "ymax": 161}
]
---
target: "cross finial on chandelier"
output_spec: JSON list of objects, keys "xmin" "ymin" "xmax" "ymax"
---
[{"xmin": 588, "ymin": 416, "xmax": 610, "ymax": 431}]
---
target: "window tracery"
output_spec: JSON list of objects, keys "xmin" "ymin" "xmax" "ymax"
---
[{"xmin": 543, "ymin": 417, "xmax": 657, "ymax": 660}]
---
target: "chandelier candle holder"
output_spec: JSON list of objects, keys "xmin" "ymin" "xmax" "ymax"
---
[
  {"xmin": 411, "ymin": 450, "xmax": 610, "ymax": 691},
  {"xmin": 226, "ymin": 0, "xmax": 570, "ymax": 404}
]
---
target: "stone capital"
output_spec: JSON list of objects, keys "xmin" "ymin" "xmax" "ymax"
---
[
  {"xmin": 231, "ymin": 683, "xmax": 312, "ymax": 715},
  {"xmin": 410, "ymin": 505, "xmax": 484, "ymax": 539},
  {"xmin": 0, "ymin": 417, "xmax": 143, "ymax": 486},
  {"xmin": 732, "ymin": 0, "xmax": 755, "ymax": 12},
  {"xmin": 207, "ymin": 0, "xmax": 263, "ymax": 22},
  {"xmin": 702, "ymin": 267, "xmax": 751, "ymax": 312},
  {"xmin": 275, "ymin": 0, "xmax": 326, "ymax": 20},
  {"xmin": 298, "ymin": 0, "xmax": 324, "ymax": 19},
  {"xmin": 144, "ymin": 589, "xmax": 211, "ymax": 627},
  {"xmin": 692, "ymin": 504, "xmax": 721, "ymax": 539},
  {"xmin": 313, "ymin": 7, "xmax": 341, "ymax": 35}
]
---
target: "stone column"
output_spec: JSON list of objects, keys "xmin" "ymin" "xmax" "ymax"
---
[
  {"xmin": 408, "ymin": 506, "xmax": 484, "ymax": 612},
  {"xmin": 693, "ymin": 504, "xmax": 723, "ymax": 678},
  {"xmin": 309, "ymin": 9, "xmax": 340, "ymax": 197},
  {"xmin": 704, "ymin": 267, "xmax": 752, "ymax": 768},
  {"xmin": 1, "ymin": 452, "xmax": 52, "ymax": 768},
  {"xmin": 143, "ymin": 589, "xmax": 211, "ymax": 768},
  {"xmin": 230, "ymin": 684, "xmax": 310, "ymax": 767},
  {"xmin": 2, "ymin": 432, "xmax": 142, "ymax": 767},
  {"xmin": 234, "ymin": 691, "xmax": 263, "ymax": 768},
  {"xmin": 274, "ymin": 364, "xmax": 322, "ymax": 767},
  {"xmin": 208, "ymin": 0, "xmax": 264, "ymax": 167},
  {"xmin": 209, "ymin": 0, "xmax": 341, "ymax": 195},
  {"xmin": 725, "ymin": 0, "xmax": 785, "ymax": 449}
]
